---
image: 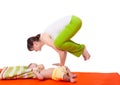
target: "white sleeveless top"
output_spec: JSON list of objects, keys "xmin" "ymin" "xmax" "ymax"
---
[{"xmin": 44, "ymin": 16, "xmax": 72, "ymax": 39}]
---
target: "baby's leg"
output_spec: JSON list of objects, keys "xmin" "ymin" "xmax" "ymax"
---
[
  {"xmin": 63, "ymin": 74, "xmax": 76, "ymax": 83},
  {"xmin": 65, "ymin": 66, "xmax": 77, "ymax": 78}
]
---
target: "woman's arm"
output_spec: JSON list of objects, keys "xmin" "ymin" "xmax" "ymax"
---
[
  {"xmin": 41, "ymin": 33, "xmax": 67, "ymax": 65},
  {"xmin": 53, "ymin": 51, "xmax": 67, "ymax": 66}
]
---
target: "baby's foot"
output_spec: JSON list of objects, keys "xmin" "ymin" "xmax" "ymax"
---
[
  {"xmin": 70, "ymin": 78, "xmax": 76, "ymax": 83},
  {"xmin": 82, "ymin": 46, "xmax": 90, "ymax": 61},
  {"xmin": 72, "ymin": 74, "xmax": 77, "ymax": 78}
]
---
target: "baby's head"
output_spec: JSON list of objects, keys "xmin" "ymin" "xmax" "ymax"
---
[{"xmin": 28, "ymin": 63, "xmax": 45, "ymax": 71}]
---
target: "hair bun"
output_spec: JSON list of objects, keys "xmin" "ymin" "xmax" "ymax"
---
[{"xmin": 35, "ymin": 34, "xmax": 40, "ymax": 39}]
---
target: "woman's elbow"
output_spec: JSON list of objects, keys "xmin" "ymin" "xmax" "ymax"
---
[{"xmin": 58, "ymin": 50, "xmax": 67, "ymax": 56}]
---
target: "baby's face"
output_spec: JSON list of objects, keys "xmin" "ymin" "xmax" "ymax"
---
[
  {"xmin": 28, "ymin": 63, "xmax": 38, "ymax": 69},
  {"xmin": 37, "ymin": 64, "xmax": 45, "ymax": 70},
  {"xmin": 28, "ymin": 63, "xmax": 45, "ymax": 71}
]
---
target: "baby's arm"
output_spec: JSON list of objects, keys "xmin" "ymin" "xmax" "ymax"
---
[{"xmin": 33, "ymin": 70, "xmax": 44, "ymax": 80}]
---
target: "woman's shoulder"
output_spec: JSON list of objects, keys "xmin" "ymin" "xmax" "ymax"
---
[
  {"xmin": 41, "ymin": 32, "xmax": 50, "ymax": 37},
  {"xmin": 40, "ymin": 33, "xmax": 51, "ymax": 41}
]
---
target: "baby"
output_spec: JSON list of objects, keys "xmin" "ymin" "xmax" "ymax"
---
[{"xmin": 28, "ymin": 63, "xmax": 77, "ymax": 83}]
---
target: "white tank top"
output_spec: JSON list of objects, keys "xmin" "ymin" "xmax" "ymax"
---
[{"xmin": 44, "ymin": 16, "xmax": 72, "ymax": 39}]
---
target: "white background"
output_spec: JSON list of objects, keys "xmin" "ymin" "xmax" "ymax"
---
[{"xmin": 0, "ymin": 0, "xmax": 120, "ymax": 74}]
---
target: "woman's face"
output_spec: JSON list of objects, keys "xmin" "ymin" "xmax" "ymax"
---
[{"xmin": 32, "ymin": 41, "xmax": 42, "ymax": 51}]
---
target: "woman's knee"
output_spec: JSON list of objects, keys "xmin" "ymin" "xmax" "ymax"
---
[{"xmin": 54, "ymin": 39, "xmax": 63, "ymax": 49}]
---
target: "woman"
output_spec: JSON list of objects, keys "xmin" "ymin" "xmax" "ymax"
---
[{"xmin": 27, "ymin": 15, "xmax": 90, "ymax": 66}]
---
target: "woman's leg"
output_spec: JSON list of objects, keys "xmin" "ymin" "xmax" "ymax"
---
[{"xmin": 54, "ymin": 15, "xmax": 84, "ymax": 57}]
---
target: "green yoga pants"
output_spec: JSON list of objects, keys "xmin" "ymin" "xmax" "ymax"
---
[{"xmin": 54, "ymin": 15, "xmax": 84, "ymax": 57}]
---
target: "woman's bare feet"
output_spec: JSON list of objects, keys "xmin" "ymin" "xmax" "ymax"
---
[{"xmin": 82, "ymin": 46, "xmax": 90, "ymax": 61}]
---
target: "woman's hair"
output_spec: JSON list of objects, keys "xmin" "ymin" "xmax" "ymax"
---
[{"xmin": 27, "ymin": 34, "xmax": 41, "ymax": 51}]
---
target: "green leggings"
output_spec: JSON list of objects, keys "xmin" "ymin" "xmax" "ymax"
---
[{"xmin": 54, "ymin": 15, "xmax": 84, "ymax": 57}]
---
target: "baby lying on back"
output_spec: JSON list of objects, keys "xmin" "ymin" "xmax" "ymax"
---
[{"xmin": 29, "ymin": 63, "xmax": 77, "ymax": 83}]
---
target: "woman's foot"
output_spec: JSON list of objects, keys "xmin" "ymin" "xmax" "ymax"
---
[{"xmin": 82, "ymin": 46, "xmax": 90, "ymax": 61}]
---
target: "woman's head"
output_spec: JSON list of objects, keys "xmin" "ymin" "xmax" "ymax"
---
[{"xmin": 27, "ymin": 34, "xmax": 41, "ymax": 51}]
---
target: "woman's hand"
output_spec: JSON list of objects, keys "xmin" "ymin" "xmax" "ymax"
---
[
  {"xmin": 52, "ymin": 63, "xmax": 63, "ymax": 66},
  {"xmin": 52, "ymin": 51, "xmax": 67, "ymax": 66}
]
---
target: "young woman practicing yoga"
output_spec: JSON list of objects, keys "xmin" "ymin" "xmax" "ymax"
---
[{"xmin": 27, "ymin": 15, "xmax": 90, "ymax": 66}]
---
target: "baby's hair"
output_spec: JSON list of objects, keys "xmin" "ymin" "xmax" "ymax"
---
[
  {"xmin": 28, "ymin": 63, "xmax": 33, "ymax": 68},
  {"xmin": 27, "ymin": 34, "xmax": 41, "ymax": 51}
]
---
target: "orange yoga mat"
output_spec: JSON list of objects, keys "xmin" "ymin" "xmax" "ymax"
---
[{"xmin": 0, "ymin": 71, "xmax": 120, "ymax": 85}]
